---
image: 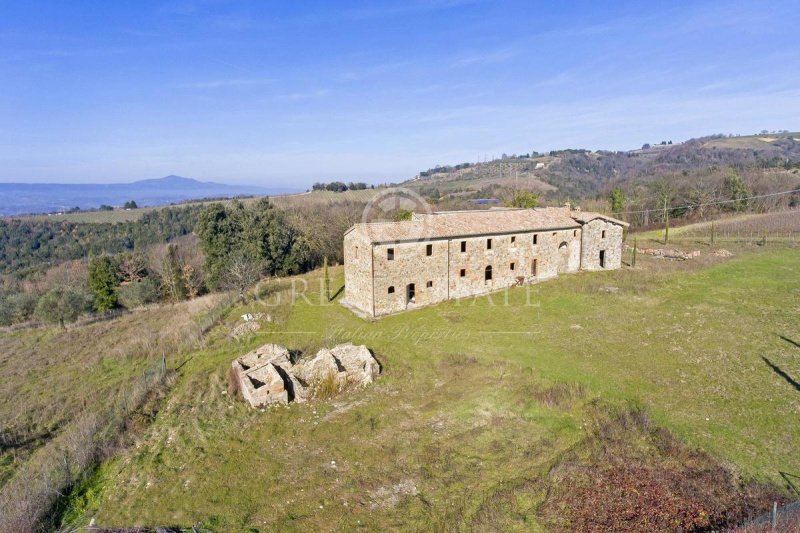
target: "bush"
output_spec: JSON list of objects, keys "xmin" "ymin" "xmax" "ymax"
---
[
  {"xmin": 0, "ymin": 292, "xmax": 38, "ymax": 325},
  {"xmin": 34, "ymin": 286, "xmax": 93, "ymax": 327},
  {"xmin": 117, "ymin": 277, "xmax": 161, "ymax": 309}
]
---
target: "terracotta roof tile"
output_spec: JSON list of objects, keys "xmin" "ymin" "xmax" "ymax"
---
[{"xmin": 347, "ymin": 207, "xmax": 593, "ymax": 244}]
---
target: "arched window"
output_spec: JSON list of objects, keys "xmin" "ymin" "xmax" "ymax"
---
[
  {"xmin": 485, "ymin": 265, "xmax": 493, "ymax": 282},
  {"xmin": 559, "ymin": 241, "xmax": 568, "ymax": 251},
  {"xmin": 388, "ymin": 286, "xmax": 395, "ymax": 294}
]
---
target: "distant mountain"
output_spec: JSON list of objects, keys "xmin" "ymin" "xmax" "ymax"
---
[{"xmin": 0, "ymin": 175, "xmax": 296, "ymax": 216}]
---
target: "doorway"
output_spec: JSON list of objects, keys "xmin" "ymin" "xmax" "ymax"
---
[
  {"xmin": 599, "ymin": 250, "xmax": 606, "ymax": 268},
  {"xmin": 406, "ymin": 283, "xmax": 416, "ymax": 304}
]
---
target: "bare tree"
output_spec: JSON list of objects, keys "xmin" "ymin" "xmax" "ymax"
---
[{"xmin": 222, "ymin": 253, "xmax": 262, "ymax": 297}]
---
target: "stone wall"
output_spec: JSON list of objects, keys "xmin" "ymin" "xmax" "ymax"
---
[
  {"xmin": 579, "ymin": 218, "xmax": 624, "ymax": 270},
  {"xmin": 342, "ymin": 230, "xmax": 373, "ymax": 316},
  {"xmin": 372, "ymin": 239, "xmax": 450, "ymax": 316},
  {"xmin": 446, "ymin": 229, "xmax": 581, "ymax": 299},
  {"xmin": 343, "ymin": 218, "xmax": 625, "ymax": 318}
]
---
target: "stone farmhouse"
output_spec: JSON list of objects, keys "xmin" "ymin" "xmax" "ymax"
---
[{"xmin": 342, "ymin": 205, "xmax": 628, "ymax": 318}]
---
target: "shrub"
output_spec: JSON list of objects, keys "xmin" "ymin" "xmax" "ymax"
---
[
  {"xmin": 117, "ymin": 277, "xmax": 161, "ymax": 309},
  {"xmin": 0, "ymin": 292, "xmax": 38, "ymax": 325},
  {"xmin": 34, "ymin": 286, "xmax": 93, "ymax": 327}
]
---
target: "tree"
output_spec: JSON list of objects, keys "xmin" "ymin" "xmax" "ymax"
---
[
  {"xmin": 197, "ymin": 199, "xmax": 313, "ymax": 290},
  {"xmin": 34, "ymin": 286, "xmax": 93, "ymax": 328},
  {"xmin": 323, "ymin": 256, "xmax": 330, "ymax": 301},
  {"xmin": 117, "ymin": 252, "xmax": 148, "ymax": 283},
  {"xmin": 123, "ymin": 200, "xmax": 138, "ymax": 209},
  {"xmin": 88, "ymin": 255, "xmax": 120, "ymax": 311},
  {"xmin": 160, "ymin": 243, "xmax": 188, "ymax": 302},
  {"xmin": 221, "ymin": 252, "xmax": 262, "ymax": 297},
  {"xmin": 609, "ymin": 187, "xmax": 625, "ymax": 215},
  {"xmin": 724, "ymin": 173, "xmax": 751, "ymax": 211},
  {"xmin": 507, "ymin": 191, "xmax": 539, "ymax": 208}
]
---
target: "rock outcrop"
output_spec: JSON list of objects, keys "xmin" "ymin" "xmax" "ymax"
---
[{"xmin": 231, "ymin": 342, "xmax": 380, "ymax": 407}]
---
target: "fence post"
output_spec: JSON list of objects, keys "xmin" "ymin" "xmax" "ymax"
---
[
  {"xmin": 632, "ymin": 239, "xmax": 637, "ymax": 268},
  {"xmin": 710, "ymin": 221, "xmax": 715, "ymax": 245},
  {"xmin": 771, "ymin": 501, "xmax": 777, "ymax": 531}
]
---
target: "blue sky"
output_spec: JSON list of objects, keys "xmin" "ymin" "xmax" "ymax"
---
[{"xmin": 1, "ymin": 0, "xmax": 798, "ymax": 187}]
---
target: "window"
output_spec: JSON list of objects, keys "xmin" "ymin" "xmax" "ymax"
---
[
  {"xmin": 511, "ymin": 236, "xmax": 516, "ymax": 246},
  {"xmin": 426, "ymin": 243, "xmax": 432, "ymax": 256},
  {"xmin": 387, "ymin": 248, "xmax": 394, "ymax": 260},
  {"xmin": 602, "ymin": 230, "xmax": 606, "ymax": 239},
  {"xmin": 426, "ymin": 280, "xmax": 433, "ymax": 288},
  {"xmin": 460, "ymin": 268, "xmax": 466, "ymax": 277},
  {"xmin": 485, "ymin": 265, "xmax": 493, "ymax": 282},
  {"xmin": 510, "ymin": 262, "xmax": 515, "ymax": 271},
  {"xmin": 355, "ymin": 246, "xmax": 359, "ymax": 259},
  {"xmin": 532, "ymin": 259, "xmax": 538, "ymax": 277},
  {"xmin": 552, "ymin": 232, "xmax": 557, "ymax": 237},
  {"xmin": 406, "ymin": 283, "xmax": 416, "ymax": 303},
  {"xmin": 559, "ymin": 241, "xmax": 568, "ymax": 251},
  {"xmin": 388, "ymin": 286, "xmax": 395, "ymax": 294},
  {"xmin": 460, "ymin": 241, "xmax": 466, "ymax": 252},
  {"xmin": 573, "ymin": 230, "xmax": 578, "ymax": 237},
  {"xmin": 533, "ymin": 234, "xmax": 538, "ymax": 245},
  {"xmin": 599, "ymin": 250, "xmax": 606, "ymax": 268},
  {"xmin": 487, "ymin": 238, "xmax": 492, "ymax": 250}
]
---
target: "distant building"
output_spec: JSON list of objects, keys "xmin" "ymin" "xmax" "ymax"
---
[
  {"xmin": 342, "ymin": 205, "xmax": 628, "ymax": 317},
  {"xmin": 470, "ymin": 198, "xmax": 500, "ymax": 205}
]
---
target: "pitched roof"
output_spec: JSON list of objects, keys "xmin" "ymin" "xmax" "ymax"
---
[
  {"xmin": 569, "ymin": 211, "xmax": 630, "ymax": 227},
  {"xmin": 346, "ymin": 207, "xmax": 587, "ymax": 244}
]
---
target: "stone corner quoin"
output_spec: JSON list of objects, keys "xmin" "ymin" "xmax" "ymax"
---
[{"xmin": 341, "ymin": 205, "xmax": 628, "ymax": 318}]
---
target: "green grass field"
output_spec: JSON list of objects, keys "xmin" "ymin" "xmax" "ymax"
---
[{"xmin": 57, "ymin": 237, "xmax": 800, "ymax": 530}]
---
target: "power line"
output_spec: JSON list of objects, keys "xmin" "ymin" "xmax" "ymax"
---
[{"xmin": 614, "ymin": 188, "xmax": 800, "ymax": 216}]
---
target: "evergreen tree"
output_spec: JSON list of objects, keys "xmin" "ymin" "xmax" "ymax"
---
[
  {"xmin": 88, "ymin": 255, "xmax": 120, "ymax": 311},
  {"xmin": 609, "ymin": 187, "xmax": 625, "ymax": 214}
]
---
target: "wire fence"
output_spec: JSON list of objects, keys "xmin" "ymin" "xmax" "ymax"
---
[{"xmin": 738, "ymin": 500, "xmax": 800, "ymax": 532}]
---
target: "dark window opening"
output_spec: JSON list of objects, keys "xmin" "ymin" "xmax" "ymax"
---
[
  {"xmin": 487, "ymin": 238, "xmax": 492, "ymax": 250},
  {"xmin": 532, "ymin": 259, "xmax": 538, "ymax": 276},
  {"xmin": 460, "ymin": 268, "xmax": 466, "ymax": 277},
  {"xmin": 388, "ymin": 286, "xmax": 395, "ymax": 294},
  {"xmin": 559, "ymin": 241, "xmax": 568, "ymax": 251},
  {"xmin": 460, "ymin": 241, "xmax": 467, "ymax": 252},
  {"xmin": 599, "ymin": 250, "xmax": 606, "ymax": 268},
  {"xmin": 602, "ymin": 230, "xmax": 606, "ymax": 239},
  {"xmin": 426, "ymin": 244, "xmax": 432, "ymax": 256},
  {"xmin": 387, "ymin": 248, "xmax": 394, "ymax": 260},
  {"xmin": 406, "ymin": 283, "xmax": 416, "ymax": 303},
  {"xmin": 426, "ymin": 280, "xmax": 433, "ymax": 288},
  {"xmin": 573, "ymin": 230, "xmax": 578, "ymax": 237},
  {"xmin": 485, "ymin": 265, "xmax": 493, "ymax": 282},
  {"xmin": 510, "ymin": 262, "xmax": 515, "ymax": 271},
  {"xmin": 552, "ymin": 232, "xmax": 556, "ymax": 237},
  {"xmin": 511, "ymin": 236, "xmax": 516, "ymax": 246},
  {"xmin": 533, "ymin": 234, "xmax": 538, "ymax": 245}
]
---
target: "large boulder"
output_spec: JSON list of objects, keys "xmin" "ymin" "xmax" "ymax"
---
[
  {"xmin": 235, "ymin": 362, "xmax": 289, "ymax": 407},
  {"xmin": 238, "ymin": 343, "xmax": 292, "ymax": 370},
  {"xmin": 231, "ymin": 342, "xmax": 380, "ymax": 407},
  {"xmin": 292, "ymin": 349, "xmax": 341, "ymax": 384},
  {"xmin": 329, "ymin": 343, "xmax": 381, "ymax": 386}
]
